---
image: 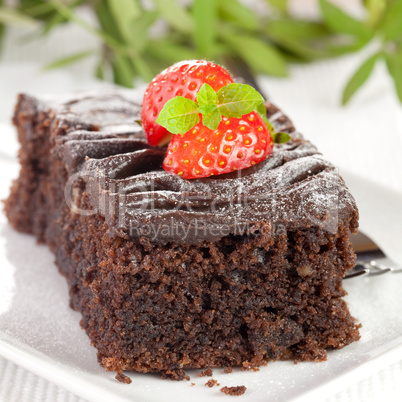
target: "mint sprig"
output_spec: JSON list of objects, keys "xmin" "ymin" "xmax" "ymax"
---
[
  {"xmin": 157, "ymin": 82, "xmax": 266, "ymax": 133},
  {"xmin": 156, "ymin": 82, "xmax": 290, "ymax": 144}
]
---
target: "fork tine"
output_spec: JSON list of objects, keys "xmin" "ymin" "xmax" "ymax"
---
[{"xmin": 344, "ymin": 260, "xmax": 401, "ymax": 279}]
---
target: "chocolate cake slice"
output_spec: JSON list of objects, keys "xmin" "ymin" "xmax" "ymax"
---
[{"xmin": 4, "ymin": 89, "xmax": 360, "ymax": 381}]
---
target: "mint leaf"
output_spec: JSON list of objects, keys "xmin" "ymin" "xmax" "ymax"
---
[
  {"xmin": 153, "ymin": 0, "xmax": 193, "ymax": 34},
  {"xmin": 385, "ymin": 51, "xmax": 402, "ymax": 103},
  {"xmin": 319, "ymin": 0, "xmax": 373, "ymax": 40},
  {"xmin": 197, "ymin": 83, "xmax": 217, "ymax": 106},
  {"xmin": 256, "ymin": 104, "xmax": 290, "ymax": 143},
  {"xmin": 0, "ymin": 7, "xmax": 36, "ymax": 27},
  {"xmin": 218, "ymin": 0, "xmax": 259, "ymax": 30},
  {"xmin": 364, "ymin": 0, "xmax": 387, "ymax": 27},
  {"xmin": 266, "ymin": 0, "xmax": 288, "ymax": 14},
  {"xmin": 193, "ymin": 0, "xmax": 217, "ymax": 58},
  {"xmin": 112, "ymin": 54, "xmax": 134, "ymax": 88},
  {"xmin": 197, "ymin": 85, "xmax": 221, "ymax": 129},
  {"xmin": 256, "ymin": 103, "xmax": 274, "ymax": 132},
  {"xmin": 156, "ymin": 97, "xmax": 200, "ymax": 134},
  {"xmin": 202, "ymin": 109, "xmax": 222, "ymax": 130},
  {"xmin": 107, "ymin": 0, "xmax": 141, "ymax": 45},
  {"xmin": 222, "ymin": 33, "xmax": 288, "ymax": 77},
  {"xmin": 342, "ymin": 52, "xmax": 379, "ymax": 105},
  {"xmin": 216, "ymin": 83, "xmax": 265, "ymax": 118},
  {"xmin": 380, "ymin": 0, "xmax": 402, "ymax": 41},
  {"xmin": 198, "ymin": 103, "xmax": 218, "ymax": 116},
  {"xmin": 42, "ymin": 50, "xmax": 94, "ymax": 71},
  {"xmin": 272, "ymin": 132, "xmax": 291, "ymax": 143}
]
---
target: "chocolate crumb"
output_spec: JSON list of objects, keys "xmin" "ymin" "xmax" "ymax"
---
[
  {"xmin": 115, "ymin": 373, "xmax": 132, "ymax": 384},
  {"xmin": 223, "ymin": 367, "xmax": 233, "ymax": 374},
  {"xmin": 160, "ymin": 369, "xmax": 188, "ymax": 380},
  {"xmin": 220, "ymin": 386, "xmax": 247, "ymax": 396},
  {"xmin": 191, "ymin": 383, "xmax": 195, "ymax": 386},
  {"xmin": 205, "ymin": 379, "xmax": 218, "ymax": 388},
  {"xmin": 198, "ymin": 368, "xmax": 213, "ymax": 377}
]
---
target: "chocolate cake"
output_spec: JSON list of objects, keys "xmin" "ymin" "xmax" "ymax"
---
[{"xmin": 4, "ymin": 89, "xmax": 360, "ymax": 381}]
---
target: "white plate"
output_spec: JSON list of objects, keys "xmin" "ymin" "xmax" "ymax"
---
[{"xmin": 1, "ymin": 132, "xmax": 402, "ymax": 402}]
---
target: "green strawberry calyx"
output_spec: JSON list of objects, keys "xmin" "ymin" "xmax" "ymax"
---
[{"xmin": 156, "ymin": 82, "xmax": 290, "ymax": 144}]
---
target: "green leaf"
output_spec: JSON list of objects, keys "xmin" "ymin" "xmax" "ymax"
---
[
  {"xmin": 218, "ymin": 0, "xmax": 259, "ymax": 31},
  {"xmin": 266, "ymin": 19, "xmax": 330, "ymax": 40},
  {"xmin": 18, "ymin": 1, "xmax": 57, "ymax": 20},
  {"xmin": 385, "ymin": 51, "xmax": 402, "ymax": 103},
  {"xmin": 326, "ymin": 38, "xmax": 371, "ymax": 57},
  {"xmin": 272, "ymin": 132, "xmax": 290, "ymax": 143},
  {"xmin": 202, "ymin": 109, "xmax": 222, "ymax": 130},
  {"xmin": 257, "ymin": 103, "xmax": 274, "ymax": 132},
  {"xmin": 156, "ymin": 97, "xmax": 200, "ymax": 134},
  {"xmin": 193, "ymin": 0, "xmax": 217, "ymax": 58},
  {"xmin": 0, "ymin": 0, "xmax": 4, "ymax": 53},
  {"xmin": 222, "ymin": 33, "xmax": 288, "ymax": 77},
  {"xmin": 147, "ymin": 39, "xmax": 198, "ymax": 63},
  {"xmin": 380, "ymin": 0, "xmax": 402, "ymax": 41},
  {"xmin": 197, "ymin": 83, "xmax": 218, "ymax": 106},
  {"xmin": 130, "ymin": 11, "xmax": 158, "ymax": 53},
  {"xmin": 319, "ymin": 0, "xmax": 373, "ymax": 39},
  {"xmin": 0, "ymin": 7, "xmax": 37, "ymax": 27},
  {"xmin": 49, "ymin": 0, "xmax": 123, "ymax": 53},
  {"xmin": 265, "ymin": 0, "xmax": 288, "ymax": 13},
  {"xmin": 0, "ymin": 23, "xmax": 4, "ymax": 54},
  {"xmin": 153, "ymin": 0, "xmax": 193, "ymax": 34},
  {"xmin": 39, "ymin": 0, "xmax": 82, "ymax": 36},
  {"xmin": 95, "ymin": 0, "xmax": 123, "ymax": 42},
  {"xmin": 363, "ymin": 0, "xmax": 387, "ymax": 27},
  {"xmin": 0, "ymin": 0, "xmax": 3, "ymax": 53},
  {"xmin": 42, "ymin": 50, "xmax": 94, "ymax": 70},
  {"xmin": 40, "ymin": 13, "xmax": 64, "ymax": 36},
  {"xmin": 216, "ymin": 83, "xmax": 265, "ymax": 118},
  {"xmin": 129, "ymin": 54, "xmax": 154, "ymax": 82},
  {"xmin": 342, "ymin": 52, "xmax": 379, "ymax": 105},
  {"xmin": 107, "ymin": 0, "xmax": 141, "ymax": 45},
  {"xmin": 198, "ymin": 103, "xmax": 218, "ymax": 115},
  {"xmin": 112, "ymin": 54, "xmax": 134, "ymax": 88}
]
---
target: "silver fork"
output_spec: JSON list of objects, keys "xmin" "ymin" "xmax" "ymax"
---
[
  {"xmin": 227, "ymin": 59, "xmax": 402, "ymax": 281},
  {"xmin": 345, "ymin": 258, "xmax": 402, "ymax": 279},
  {"xmin": 343, "ymin": 222, "xmax": 401, "ymax": 279}
]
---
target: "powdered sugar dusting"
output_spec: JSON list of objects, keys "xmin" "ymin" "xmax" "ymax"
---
[{"xmin": 49, "ymin": 90, "xmax": 357, "ymax": 243}]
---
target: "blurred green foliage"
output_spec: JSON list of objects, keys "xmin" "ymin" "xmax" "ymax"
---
[{"xmin": 0, "ymin": 0, "xmax": 401, "ymax": 104}]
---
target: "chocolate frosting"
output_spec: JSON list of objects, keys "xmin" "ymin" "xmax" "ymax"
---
[{"xmin": 35, "ymin": 89, "xmax": 358, "ymax": 245}]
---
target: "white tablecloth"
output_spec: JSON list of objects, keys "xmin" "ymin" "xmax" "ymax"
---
[{"xmin": 0, "ymin": 7, "xmax": 401, "ymax": 401}]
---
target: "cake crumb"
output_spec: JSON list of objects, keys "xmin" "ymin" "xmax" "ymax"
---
[
  {"xmin": 191, "ymin": 383, "xmax": 195, "ymax": 387},
  {"xmin": 223, "ymin": 366, "xmax": 233, "ymax": 374},
  {"xmin": 160, "ymin": 369, "xmax": 189, "ymax": 380},
  {"xmin": 115, "ymin": 373, "xmax": 132, "ymax": 384},
  {"xmin": 205, "ymin": 379, "xmax": 218, "ymax": 388},
  {"xmin": 220, "ymin": 386, "xmax": 247, "ymax": 396},
  {"xmin": 198, "ymin": 368, "xmax": 213, "ymax": 377}
]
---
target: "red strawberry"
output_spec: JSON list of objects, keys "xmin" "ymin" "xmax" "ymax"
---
[
  {"xmin": 163, "ymin": 112, "xmax": 273, "ymax": 179},
  {"xmin": 141, "ymin": 60, "xmax": 233, "ymax": 146}
]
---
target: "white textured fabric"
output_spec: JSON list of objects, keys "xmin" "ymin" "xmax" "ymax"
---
[
  {"xmin": 0, "ymin": 3, "xmax": 401, "ymax": 401},
  {"xmin": 0, "ymin": 357, "xmax": 85, "ymax": 402}
]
